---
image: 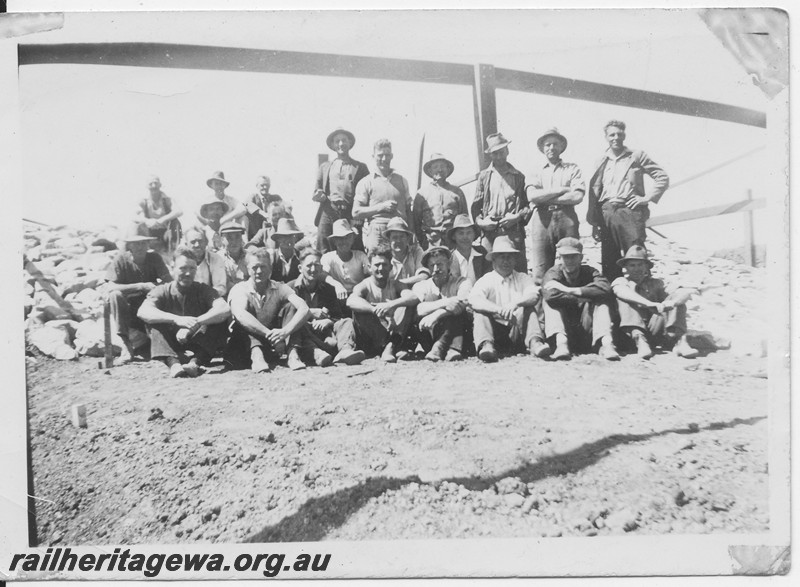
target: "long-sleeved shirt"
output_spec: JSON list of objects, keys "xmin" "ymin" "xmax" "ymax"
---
[
  {"xmin": 195, "ymin": 250, "xmax": 228, "ymax": 297},
  {"xmin": 542, "ymin": 264, "xmax": 612, "ymax": 307}
]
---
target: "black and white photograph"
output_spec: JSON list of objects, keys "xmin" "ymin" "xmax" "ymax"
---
[{"xmin": 0, "ymin": 2, "xmax": 792, "ymax": 581}]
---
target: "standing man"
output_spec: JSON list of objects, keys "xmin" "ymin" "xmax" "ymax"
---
[
  {"xmin": 353, "ymin": 139, "xmax": 415, "ymax": 251},
  {"xmin": 245, "ymin": 175, "xmax": 283, "ymax": 241},
  {"xmin": 137, "ymin": 247, "xmax": 231, "ymax": 378},
  {"xmin": 413, "ymin": 153, "xmax": 468, "ymax": 249},
  {"xmin": 471, "ymin": 132, "xmax": 531, "ymax": 273},
  {"xmin": 586, "ymin": 120, "xmax": 669, "ymax": 280},
  {"xmin": 313, "ymin": 128, "xmax": 370, "ymax": 253},
  {"xmin": 526, "ymin": 128, "xmax": 585, "ymax": 284}
]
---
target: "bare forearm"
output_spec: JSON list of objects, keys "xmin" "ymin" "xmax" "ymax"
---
[{"xmin": 138, "ymin": 303, "xmax": 180, "ymax": 325}]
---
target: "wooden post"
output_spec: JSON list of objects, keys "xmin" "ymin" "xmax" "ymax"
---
[
  {"xmin": 743, "ymin": 188, "xmax": 756, "ymax": 266},
  {"xmin": 103, "ymin": 298, "xmax": 113, "ymax": 368},
  {"xmin": 472, "ymin": 63, "xmax": 498, "ymax": 169}
]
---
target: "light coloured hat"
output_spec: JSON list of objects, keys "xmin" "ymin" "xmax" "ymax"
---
[
  {"xmin": 556, "ymin": 237, "xmax": 583, "ymax": 255},
  {"xmin": 617, "ymin": 244, "xmax": 653, "ymax": 268},
  {"xmin": 147, "ymin": 175, "xmax": 161, "ymax": 186},
  {"xmin": 421, "ymin": 245, "xmax": 452, "ymax": 268},
  {"xmin": 384, "ymin": 216, "xmax": 414, "ymax": 237},
  {"xmin": 326, "ymin": 128, "xmax": 356, "ymax": 150},
  {"xmin": 219, "ymin": 221, "xmax": 245, "ymax": 235},
  {"xmin": 271, "ymin": 217, "xmax": 304, "ymax": 241},
  {"xmin": 327, "ymin": 219, "xmax": 358, "ymax": 245},
  {"xmin": 121, "ymin": 223, "xmax": 156, "ymax": 243},
  {"xmin": 446, "ymin": 213, "xmax": 477, "ymax": 243},
  {"xmin": 206, "ymin": 170, "xmax": 230, "ymax": 188},
  {"xmin": 422, "ymin": 153, "xmax": 455, "ymax": 179},
  {"xmin": 484, "ymin": 132, "xmax": 511, "ymax": 154},
  {"xmin": 486, "ymin": 235, "xmax": 520, "ymax": 260},
  {"xmin": 536, "ymin": 127, "xmax": 568, "ymax": 154},
  {"xmin": 199, "ymin": 196, "xmax": 230, "ymax": 219}
]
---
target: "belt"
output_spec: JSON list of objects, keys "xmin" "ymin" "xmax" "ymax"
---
[{"xmin": 538, "ymin": 204, "xmax": 568, "ymax": 212}]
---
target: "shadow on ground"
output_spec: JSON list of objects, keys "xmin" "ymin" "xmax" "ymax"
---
[{"xmin": 246, "ymin": 415, "xmax": 765, "ymax": 542}]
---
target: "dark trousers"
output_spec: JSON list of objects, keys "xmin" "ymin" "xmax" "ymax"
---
[
  {"xmin": 108, "ymin": 290, "xmax": 146, "ymax": 342},
  {"xmin": 599, "ymin": 202, "xmax": 649, "ymax": 280},
  {"xmin": 148, "ymin": 322, "xmax": 228, "ymax": 364},
  {"xmin": 417, "ymin": 313, "xmax": 469, "ymax": 354},
  {"xmin": 316, "ymin": 209, "xmax": 364, "ymax": 254},
  {"xmin": 353, "ymin": 307, "xmax": 412, "ymax": 357},
  {"xmin": 530, "ymin": 207, "xmax": 580, "ymax": 284},
  {"xmin": 224, "ymin": 304, "xmax": 302, "ymax": 368},
  {"xmin": 617, "ymin": 299, "xmax": 688, "ymax": 349},
  {"xmin": 299, "ymin": 318, "xmax": 358, "ymax": 355}
]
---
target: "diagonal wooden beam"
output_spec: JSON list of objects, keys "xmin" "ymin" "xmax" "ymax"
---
[{"xmin": 646, "ymin": 197, "xmax": 766, "ymax": 227}]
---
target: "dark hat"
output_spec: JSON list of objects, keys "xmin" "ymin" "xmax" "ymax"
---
[
  {"xmin": 199, "ymin": 196, "xmax": 230, "ymax": 219},
  {"xmin": 422, "ymin": 153, "xmax": 455, "ymax": 179},
  {"xmin": 446, "ymin": 213, "xmax": 477, "ymax": 243},
  {"xmin": 617, "ymin": 244, "xmax": 653, "ymax": 267},
  {"xmin": 271, "ymin": 217, "xmax": 304, "ymax": 241},
  {"xmin": 536, "ymin": 127, "xmax": 568, "ymax": 154},
  {"xmin": 206, "ymin": 170, "xmax": 230, "ymax": 188},
  {"xmin": 384, "ymin": 216, "xmax": 414, "ymax": 237},
  {"xmin": 486, "ymin": 235, "xmax": 520, "ymax": 260},
  {"xmin": 484, "ymin": 132, "xmax": 511, "ymax": 154},
  {"xmin": 326, "ymin": 128, "xmax": 356, "ymax": 151},
  {"xmin": 219, "ymin": 221, "xmax": 246, "ymax": 235},
  {"xmin": 556, "ymin": 237, "xmax": 583, "ymax": 255},
  {"xmin": 421, "ymin": 245, "xmax": 452, "ymax": 267},
  {"xmin": 326, "ymin": 219, "xmax": 358, "ymax": 246}
]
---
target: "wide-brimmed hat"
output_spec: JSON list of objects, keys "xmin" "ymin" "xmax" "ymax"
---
[
  {"xmin": 617, "ymin": 244, "xmax": 653, "ymax": 267},
  {"xmin": 537, "ymin": 127, "xmax": 568, "ymax": 154},
  {"xmin": 556, "ymin": 237, "xmax": 583, "ymax": 255},
  {"xmin": 327, "ymin": 219, "xmax": 358, "ymax": 245},
  {"xmin": 206, "ymin": 170, "xmax": 230, "ymax": 188},
  {"xmin": 199, "ymin": 196, "xmax": 230, "ymax": 219},
  {"xmin": 484, "ymin": 132, "xmax": 511, "ymax": 154},
  {"xmin": 423, "ymin": 153, "xmax": 455, "ymax": 179},
  {"xmin": 326, "ymin": 128, "xmax": 356, "ymax": 151},
  {"xmin": 219, "ymin": 221, "xmax": 245, "ymax": 235},
  {"xmin": 421, "ymin": 245, "xmax": 452, "ymax": 267},
  {"xmin": 486, "ymin": 235, "xmax": 520, "ymax": 260},
  {"xmin": 271, "ymin": 217, "xmax": 304, "ymax": 241},
  {"xmin": 121, "ymin": 223, "xmax": 156, "ymax": 243},
  {"xmin": 446, "ymin": 214, "xmax": 477, "ymax": 243},
  {"xmin": 384, "ymin": 216, "xmax": 413, "ymax": 237}
]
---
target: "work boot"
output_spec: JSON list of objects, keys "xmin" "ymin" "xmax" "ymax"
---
[
  {"xmin": 381, "ymin": 342, "xmax": 397, "ymax": 363},
  {"xmin": 673, "ymin": 335, "xmax": 699, "ymax": 359},
  {"xmin": 287, "ymin": 348, "xmax": 307, "ymax": 371},
  {"xmin": 183, "ymin": 358, "xmax": 202, "ymax": 378},
  {"xmin": 528, "ymin": 337, "xmax": 552, "ymax": 358},
  {"xmin": 598, "ymin": 337, "xmax": 621, "ymax": 361},
  {"xmin": 333, "ymin": 348, "xmax": 365, "ymax": 366},
  {"xmin": 478, "ymin": 342, "xmax": 497, "ymax": 363},
  {"xmin": 631, "ymin": 330, "xmax": 654, "ymax": 360},
  {"xmin": 425, "ymin": 341, "xmax": 447, "ymax": 362},
  {"xmin": 251, "ymin": 348, "xmax": 271, "ymax": 373},
  {"xmin": 169, "ymin": 362, "xmax": 187, "ymax": 378},
  {"xmin": 444, "ymin": 348, "xmax": 463, "ymax": 362},
  {"xmin": 551, "ymin": 334, "xmax": 571, "ymax": 361},
  {"xmin": 313, "ymin": 348, "xmax": 334, "ymax": 368}
]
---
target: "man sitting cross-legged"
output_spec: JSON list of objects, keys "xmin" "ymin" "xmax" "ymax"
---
[
  {"xmin": 226, "ymin": 247, "xmax": 311, "ymax": 373},
  {"xmin": 541, "ymin": 237, "xmax": 619, "ymax": 361},
  {"xmin": 468, "ymin": 236, "xmax": 550, "ymax": 363},
  {"xmin": 411, "ymin": 246, "xmax": 472, "ymax": 362},
  {"xmin": 292, "ymin": 248, "xmax": 365, "ymax": 367},
  {"xmin": 137, "ymin": 246, "xmax": 231, "ymax": 378},
  {"xmin": 611, "ymin": 244, "xmax": 698, "ymax": 359},
  {"xmin": 347, "ymin": 244, "xmax": 419, "ymax": 363}
]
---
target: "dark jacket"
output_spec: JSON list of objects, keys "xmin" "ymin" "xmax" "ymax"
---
[
  {"xmin": 542, "ymin": 264, "xmax": 612, "ymax": 307},
  {"xmin": 313, "ymin": 158, "xmax": 370, "ymax": 227}
]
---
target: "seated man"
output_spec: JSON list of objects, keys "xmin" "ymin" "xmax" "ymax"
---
[
  {"xmin": 106, "ymin": 225, "xmax": 172, "ymax": 363},
  {"xmin": 468, "ymin": 236, "xmax": 550, "ymax": 362},
  {"xmin": 541, "ymin": 237, "xmax": 619, "ymax": 361},
  {"xmin": 612, "ymin": 244, "xmax": 698, "ymax": 359},
  {"xmin": 137, "ymin": 247, "xmax": 231, "ymax": 378},
  {"xmin": 347, "ymin": 244, "xmax": 418, "ymax": 363},
  {"xmin": 411, "ymin": 246, "xmax": 471, "ymax": 362},
  {"xmin": 384, "ymin": 216, "xmax": 427, "ymax": 285},
  {"xmin": 245, "ymin": 202, "xmax": 291, "ymax": 250},
  {"xmin": 197, "ymin": 197, "xmax": 230, "ymax": 252},
  {"xmin": 268, "ymin": 217, "xmax": 304, "ymax": 284},
  {"xmin": 226, "ymin": 248, "xmax": 311, "ymax": 373},
  {"xmin": 185, "ymin": 228, "xmax": 228, "ymax": 297},
  {"xmin": 321, "ymin": 219, "xmax": 371, "ymax": 301},
  {"xmin": 447, "ymin": 213, "xmax": 492, "ymax": 285},
  {"xmin": 293, "ymin": 249, "xmax": 365, "ymax": 366},
  {"xmin": 219, "ymin": 221, "xmax": 249, "ymax": 292}
]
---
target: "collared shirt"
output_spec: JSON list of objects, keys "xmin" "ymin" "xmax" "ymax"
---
[
  {"xmin": 611, "ymin": 275, "xmax": 675, "ymax": 303},
  {"xmin": 529, "ymin": 160, "xmax": 585, "ymax": 199},
  {"xmin": 412, "ymin": 274, "xmax": 471, "ymax": 302},
  {"xmin": 228, "ymin": 278, "xmax": 294, "ymax": 327},
  {"xmin": 469, "ymin": 270, "xmax": 537, "ymax": 310},
  {"xmin": 194, "ymin": 250, "xmax": 228, "ymax": 297},
  {"xmin": 353, "ymin": 277, "xmax": 404, "ymax": 305},
  {"xmin": 415, "ymin": 181, "xmax": 468, "ymax": 231},
  {"xmin": 390, "ymin": 244, "xmax": 425, "ymax": 281},
  {"xmin": 321, "ymin": 249, "xmax": 371, "ymax": 293},
  {"xmin": 483, "ymin": 163, "xmax": 525, "ymax": 219},
  {"xmin": 542, "ymin": 264, "xmax": 612, "ymax": 306},
  {"xmin": 327, "ymin": 159, "xmax": 363, "ymax": 204},
  {"xmin": 223, "ymin": 250, "xmax": 249, "ymax": 292},
  {"xmin": 450, "ymin": 248, "xmax": 477, "ymax": 284},
  {"xmin": 270, "ymin": 249, "xmax": 300, "ymax": 284},
  {"xmin": 106, "ymin": 250, "xmax": 171, "ymax": 286},
  {"xmin": 293, "ymin": 276, "xmax": 342, "ymax": 320},
  {"xmin": 146, "ymin": 281, "xmax": 219, "ymax": 318},
  {"xmin": 354, "ymin": 170, "xmax": 413, "ymax": 223},
  {"xmin": 599, "ymin": 148, "xmax": 636, "ymax": 203}
]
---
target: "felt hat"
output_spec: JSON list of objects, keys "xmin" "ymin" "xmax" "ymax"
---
[
  {"xmin": 486, "ymin": 235, "xmax": 520, "ymax": 260},
  {"xmin": 484, "ymin": 132, "xmax": 511, "ymax": 154},
  {"xmin": 446, "ymin": 214, "xmax": 478, "ymax": 243},
  {"xmin": 271, "ymin": 217, "xmax": 304, "ymax": 241},
  {"xmin": 219, "ymin": 221, "xmax": 246, "ymax": 235},
  {"xmin": 326, "ymin": 219, "xmax": 358, "ymax": 246},
  {"xmin": 421, "ymin": 245, "xmax": 452, "ymax": 268},
  {"xmin": 147, "ymin": 175, "xmax": 161, "ymax": 186},
  {"xmin": 199, "ymin": 196, "xmax": 230, "ymax": 219},
  {"xmin": 326, "ymin": 128, "xmax": 356, "ymax": 150},
  {"xmin": 384, "ymin": 216, "xmax": 414, "ymax": 237},
  {"xmin": 206, "ymin": 170, "xmax": 230, "ymax": 188},
  {"xmin": 617, "ymin": 244, "xmax": 653, "ymax": 268},
  {"xmin": 422, "ymin": 153, "xmax": 455, "ymax": 179},
  {"xmin": 121, "ymin": 223, "xmax": 156, "ymax": 243},
  {"xmin": 556, "ymin": 237, "xmax": 583, "ymax": 255},
  {"xmin": 536, "ymin": 127, "xmax": 568, "ymax": 154}
]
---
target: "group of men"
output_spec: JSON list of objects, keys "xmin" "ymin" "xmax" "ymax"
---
[{"xmin": 107, "ymin": 121, "xmax": 698, "ymax": 378}]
